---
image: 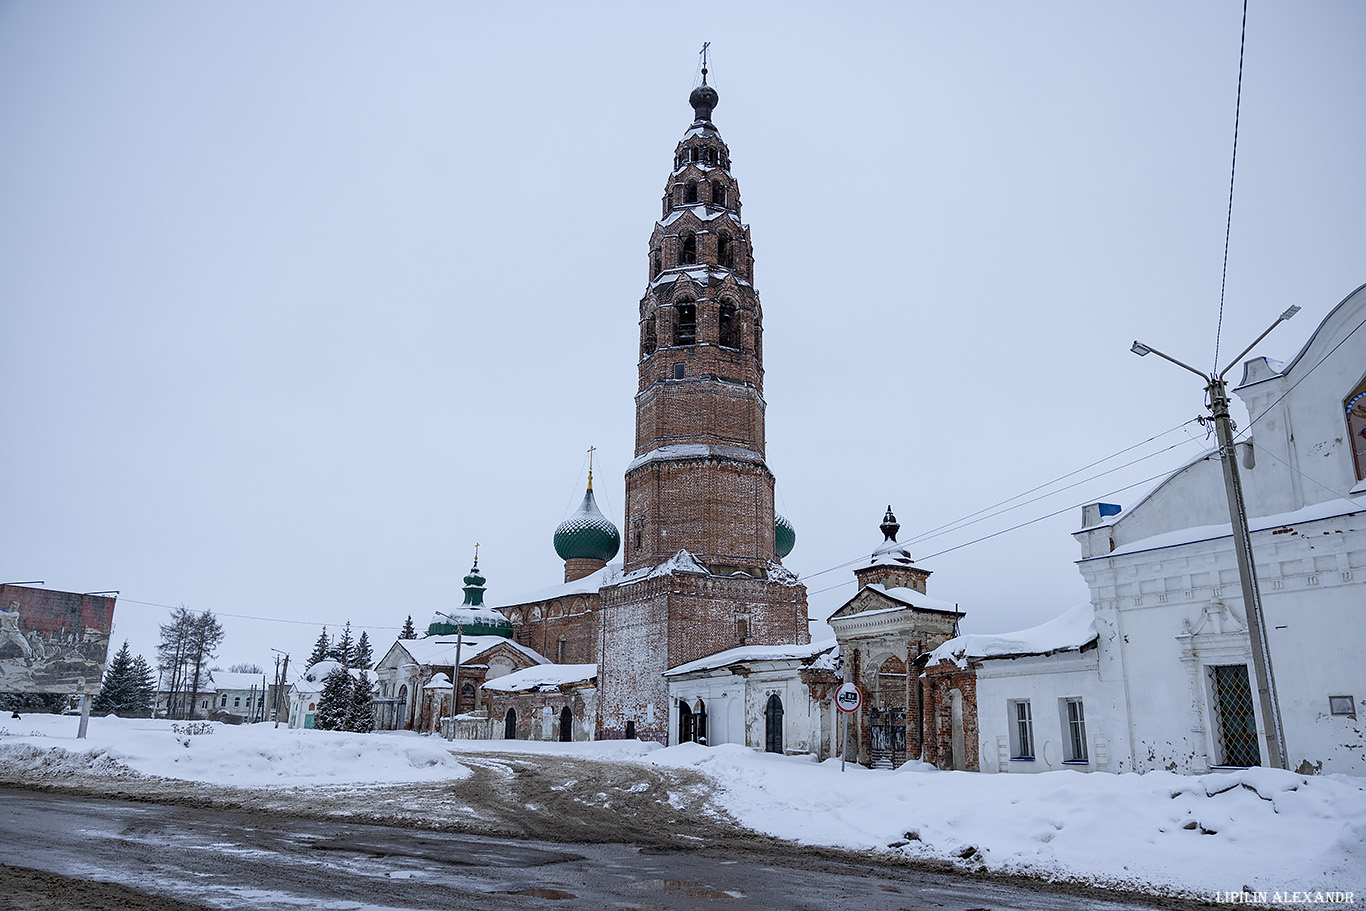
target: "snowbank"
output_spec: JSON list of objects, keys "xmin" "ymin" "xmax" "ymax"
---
[
  {"xmin": 642, "ymin": 743, "xmax": 1366, "ymax": 900},
  {"xmin": 0, "ymin": 714, "xmax": 469, "ymax": 786}
]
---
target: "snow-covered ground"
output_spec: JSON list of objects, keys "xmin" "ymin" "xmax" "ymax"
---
[{"xmin": 2, "ymin": 714, "xmax": 1363, "ymax": 904}]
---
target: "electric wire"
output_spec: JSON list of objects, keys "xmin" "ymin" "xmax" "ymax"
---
[
  {"xmin": 1232, "ymin": 314, "xmax": 1366, "ymax": 441},
  {"xmin": 1213, "ymin": 0, "xmax": 1249, "ymax": 373}
]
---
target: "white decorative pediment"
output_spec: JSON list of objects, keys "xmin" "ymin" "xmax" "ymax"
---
[{"xmin": 1182, "ymin": 598, "xmax": 1246, "ymax": 637}]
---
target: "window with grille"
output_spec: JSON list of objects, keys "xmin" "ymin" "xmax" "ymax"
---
[
  {"xmin": 1209, "ymin": 664, "xmax": 1261, "ymax": 767},
  {"xmin": 1009, "ymin": 700, "xmax": 1034, "ymax": 760},
  {"xmin": 1063, "ymin": 698, "xmax": 1087, "ymax": 762}
]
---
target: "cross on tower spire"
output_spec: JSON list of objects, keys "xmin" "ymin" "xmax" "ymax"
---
[
  {"xmin": 699, "ymin": 42, "xmax": 710, "ymax": 85},
  {"xmin": 587, "ymin": 445, "xmax": 597, "ymax": 491}
]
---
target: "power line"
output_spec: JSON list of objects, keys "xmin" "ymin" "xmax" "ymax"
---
[
  {"xmin": 1234, "ymin": 313, "xmax": 1366, "ymax": 441},
  {"xmin": 1212, "ymin": 0, "xmax": 1249, "ymax": 373}
]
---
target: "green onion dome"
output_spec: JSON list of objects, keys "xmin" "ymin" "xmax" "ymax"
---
[
  {"xmin": 775, "ymin": 513, "xmax": 797, "ymax": 559},
  {"xmin": 554, "ymin": 481, "xmax": 621, "ymax": 563}
]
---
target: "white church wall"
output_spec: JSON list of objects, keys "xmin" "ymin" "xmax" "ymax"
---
[{"xmin": 975, "ymin": 650, "xmax": 1101, "ymax": 774}]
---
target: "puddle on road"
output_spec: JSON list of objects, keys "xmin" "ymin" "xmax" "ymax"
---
[
  {"xmin": 493, "ymin": 887, "xmax": 577, "ymax": 899},
  {"xmin": 649, "ymin": 880, "xmax": 742, "ymax": 901}
]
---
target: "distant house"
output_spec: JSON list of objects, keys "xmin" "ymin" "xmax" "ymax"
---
[
  {"xmin": 482, "ymin": 663, "xmax": 598, "ymax": 742},
  {"xmin": 207, "ymin": 671, "xmax": 272, "ymax": 723}
]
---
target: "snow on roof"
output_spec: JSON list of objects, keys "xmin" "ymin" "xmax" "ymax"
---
[
  {"xmin": 1099, "ymin": 494, "xmax": 1366, "ymax": 560},
  {"xmin": 627, "ymin": 443, "xmax": 765, "ymax": 473},
  {"xmin": 487, "ymin": 564, "xmax": 621, "ymax": 608},
  {"xmin": 863, "ymin": 583, "xmax": 959, "ymax": 614},
  {"xmin": 291, "ymin": 661, "xmax": 374, "ymax": 695},
  {"xmin": 867, "ymin": 537, "xmax": 917, "ymax": 568},
  {"xmin": 665, "ymin": 638, "xmax": 838, "ymax": 677},
  {"xmin": 209, "ymin": 672, "xmax": 270, "ymax": 692},
  {"xmin": 481, "ymin": 663, "xmax": 596, "ymax": 693},
  {"xmin": 388, "ymin": 635, "xmax": 548, "ymax": 669},
  {"xmin": 429, "ymin": 605, "xmax": 509, "ymax": 628},
  {"xmin": 424, "ymin": 673, "xmax": 451, "ymax": 689},
  {"xmin": 928, "ymin": 601, "xmax": 1097, "ymax": 668},
  {"xmin": 658, "ymin": 205, "xmax": 738, "ymax": 228}
]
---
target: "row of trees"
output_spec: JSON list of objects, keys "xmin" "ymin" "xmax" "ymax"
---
[
  {"xmin": 158, "ymin": 607, "xmax": 225, "ymax": 719},
  {"xmin": 307, "ymin": 621, "xmax": 374, "ymax": 670},
  {"xmin": 307, "ymin": 619, "xmax": 375, "ymax": 732}
]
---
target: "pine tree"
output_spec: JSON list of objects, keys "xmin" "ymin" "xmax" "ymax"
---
[
  {"xmin": 129, "ymin": 653, "xmax": 157, "ymax": 716},
  {"xmin": 308, "ymin": 627, "xmax": 330, "ymax": 668},
  {"xmin": 313, "ymin": 666, "xmax": 352, "ymax": 731},
  {"xmin": 329, "ymin": 622, "xmax": 355, "ymax": 668},
  {"xmin": 346, "ymin": 671, "xmax": 375, "ymax": 733},
  {"xmin": 93, "ymin": 641, "xmax": 136, "ymax": 715},
  {"xmin": 353, "ymin": 631, "xmax": 373, "ymax": 670},
  {"xmin": 399, "ymin": 615, "xmax": 417, "ymax": 639}
]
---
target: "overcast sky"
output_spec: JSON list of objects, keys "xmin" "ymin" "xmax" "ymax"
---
[{"xmin": 3, "ymin": 2, "xmax": 1363, "ymax": 675}]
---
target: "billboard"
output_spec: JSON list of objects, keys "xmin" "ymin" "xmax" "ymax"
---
[{"xmin": 0, "ymin": 584, "xmax": 116, "ymax": 695}]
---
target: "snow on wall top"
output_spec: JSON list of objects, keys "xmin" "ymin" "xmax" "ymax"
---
[
  {"xmin": 1097, "ymin": 493, "xmax": 1366, "ymax": 560},
  {"xmin": 627, "ymin": 443, "xmax": 765, "ymax": 473},
  {"xmin": 665, "ymin": 638, "xmax": 838, "ymax": 677},
  {"xmin": 481, "ymin": 663, "xmax": 597, "ymax": 693},
  {"xmin": 927, "ymin": 601, "xmax": 1097, "ymax": 668},
  {"xmin": 658, "ymin": 205, "xmax": 738, "ymax": 229}
]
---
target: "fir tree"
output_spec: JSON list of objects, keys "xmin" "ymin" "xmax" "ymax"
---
[
  {"xmin": 129, "ymin": 653, "xmax": 157, "ymax": 715},
  {"xmin": 329, "ymin": 622, "xmax": 355, "ymax": 668},
  {"xmin": 346, "ymin": 671, "xmax": 375, "ymax": 733},
  {"xmin": 313, "ymin": 666, "xmax": 352, "ymax": 731},
  {"xmin": 93, "ymin": 641, "xmax": 137, "ymax": 715},
  {"xmin": 353, "ymin": 631, "xmax": 373, "ymax": 670},
  {"xmin": 308, "ymin": 627, "xmax": 330, "ymax": 668},
  {"xmin": 399, "ymin": 615, "xmax": 417, "ymax": 639}
]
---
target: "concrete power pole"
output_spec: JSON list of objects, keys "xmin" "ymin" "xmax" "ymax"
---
[{"xmin": 1131, "ymin": 304, "xmax": 1298, "ymax": 771}]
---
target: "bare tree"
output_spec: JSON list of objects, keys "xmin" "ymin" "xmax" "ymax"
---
[{"xmin": 183, "ymin": 611, "xmax": 224, "ymax": 719}]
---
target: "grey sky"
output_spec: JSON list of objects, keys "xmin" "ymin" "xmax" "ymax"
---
[{"xmin": 3, "ymin": 2, "xmax": 1363, "ymax": 672}]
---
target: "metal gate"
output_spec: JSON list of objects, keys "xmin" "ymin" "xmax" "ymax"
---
[
  {"xmin": 869, "ymin": 708, "xmax": 907, "ymax": 753},
  {"xmin": 764, "ymin": 694, "xmax": 784, "ymax": 753}
]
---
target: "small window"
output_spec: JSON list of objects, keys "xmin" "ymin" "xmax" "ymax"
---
[
  {"xmin": 1209, "ymin": 664, "xmax": 1260, "ymax": 767},
  {"xmin": 651, "ymin": 251, "xmax": 661, "ymax": 279},
  {"xmin": 673, "ymin": 363, "xmax": 686, "ymax": 380},
  {"xmin": 705, "ymin": 147, "xmax": 716, "ymax": 165},
  {"xmin": 1330, "ymin": 695, "xmax": 1356, "ymax": 717},
  {"xmin": 220, "ymin": 695, "xmax": 228, "ymax": 707},
  {"xmin": 684, "ymin": 181, "xmax": 698, "ymax": 203},
  {"xmin": 718, "ymin": 233, "xmax": 733, "ymax": 268},
  {"xmin": 557, "ymin": 638, "xmax": 567, "ymax": 664},
  {"xmin": 680, "ymin": 233, "xmax": 697, "ymax": 265},
  {"xmin": 690, "ymin": 147, "xmax": 700, "ymax": 163},
  {"xmin": 711, "ymin": 180, "xmax": 726, "ymax": 207},
  {"xmin": 1062, "ymin": 698, "xmax": 1087, "ymax": 762},
  {"xmin": 662, "ymin": 195, "xmax": 672, "ymax": 217},
  {"xmin": 1009, "ymin": 700, "xmax": 1034, "ymax": 760},
  {"xmin": 233, "ymin": 697, "xmax": 241, "ymax": 708},
  {"xmin": 674, "ymin": 303, "xmax": 696, "ymax": 345},
  {"xmin": 719, "ymin": 302, "xmax": 739, "ymax": 348},
  {"xmin": 642, "ymin": 319, "xmax": 657, "ymax": 357},
  {"xmin": 735, "ymin": 617, "xmax": 748, "ymax": 640}
]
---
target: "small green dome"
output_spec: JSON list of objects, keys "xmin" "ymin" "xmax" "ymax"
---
[
  {"xmin": 775, "ymin": 513, "xmax": 796, "ymax": 559},
  {"xmin": 775, "ymin": 516, "xmax": 797, "ymax": 559},
  {"xmin": 554, "ymin": 484, "xmax": 620, "ymax": 562}
]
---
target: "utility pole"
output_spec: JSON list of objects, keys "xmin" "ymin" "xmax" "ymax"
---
[
  {"xmin": 271, "ymin": 649, "xmax": 289, "ymax": 729},
  {"xmin": 1131, "ymin": 305, "xmax": 1299, "ymax": 770},
  {"xmin": 449, "ymin": 627, "xmax": 463, "ymax": 742}
]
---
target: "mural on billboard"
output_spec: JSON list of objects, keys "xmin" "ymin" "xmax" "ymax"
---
[{"xmin": 0, "ymin": 584, "xmax": 116, "ymax": 694}]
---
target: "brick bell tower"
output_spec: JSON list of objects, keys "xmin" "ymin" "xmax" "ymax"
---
[{"xmin": 597, "ymin": 68, "xmax": 809, "ymax": 743}]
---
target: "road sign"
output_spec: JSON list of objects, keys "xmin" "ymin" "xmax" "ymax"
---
[{"xmin": 835, "ymin": 682, "xmax": 861, "ymax": 713}]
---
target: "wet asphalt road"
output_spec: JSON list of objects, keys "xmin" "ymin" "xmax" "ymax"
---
[{"xmin": 0, "ymin": 787, "xmax": 1205, "ymax": 911}]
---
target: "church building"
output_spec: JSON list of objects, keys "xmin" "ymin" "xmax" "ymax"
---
[{"xmin": 368, "ymin": 71, "xmax": 810, "ymax": 747}]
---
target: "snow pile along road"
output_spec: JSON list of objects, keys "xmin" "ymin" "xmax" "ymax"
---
[
  {"xmin": 644, "ymin": 743, "xmax": 1366, "ymax": 899},
  {"xmin": 0, "ymin": 714, "xmax": 469, "ymax": 786}
]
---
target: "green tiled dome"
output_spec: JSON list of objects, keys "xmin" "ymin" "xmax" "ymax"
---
[
  {"xmin": 775, "ymin": 513, "xmax": 796, "ymax": 559},
  {"xmin": 554, "ymin": 484, "xmax": 620, "ymax": 562}
]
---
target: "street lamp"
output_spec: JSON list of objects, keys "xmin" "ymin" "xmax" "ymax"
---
[{"xmin": 1131, "ymin": 304, "xmax": 1299, "ymax": 770}]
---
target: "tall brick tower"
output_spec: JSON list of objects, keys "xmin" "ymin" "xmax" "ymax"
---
[{"xmin": 597, "ymin": 71, "xmax": 809, "ymax": 743}]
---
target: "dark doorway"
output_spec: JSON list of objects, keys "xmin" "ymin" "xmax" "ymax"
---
[
  {"xmin": 679, "ymin": 701, "xmax": 694, "ymax": 744},
  {"xmin": 764, "ymin": 694, "xmax": 784, "ymax": 753},
  {"xmin": 559, "ymin": 706, "xmax": 573, "ymax": 742},
  {"xmin": 695, "ymin": 701, "xmax": 707, "ymax": 745},
  {"xmin": 624, "ymin": 720, "xmax": 635, "ymax": 739},
  {"xmin": 504, "ymin": 707, "xmax": 516, "ymax": 740}
]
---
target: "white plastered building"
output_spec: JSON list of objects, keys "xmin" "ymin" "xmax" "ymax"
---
[{"xmin": 949, "ymin": 283, "xmax": 1366, "ymax": 776}]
